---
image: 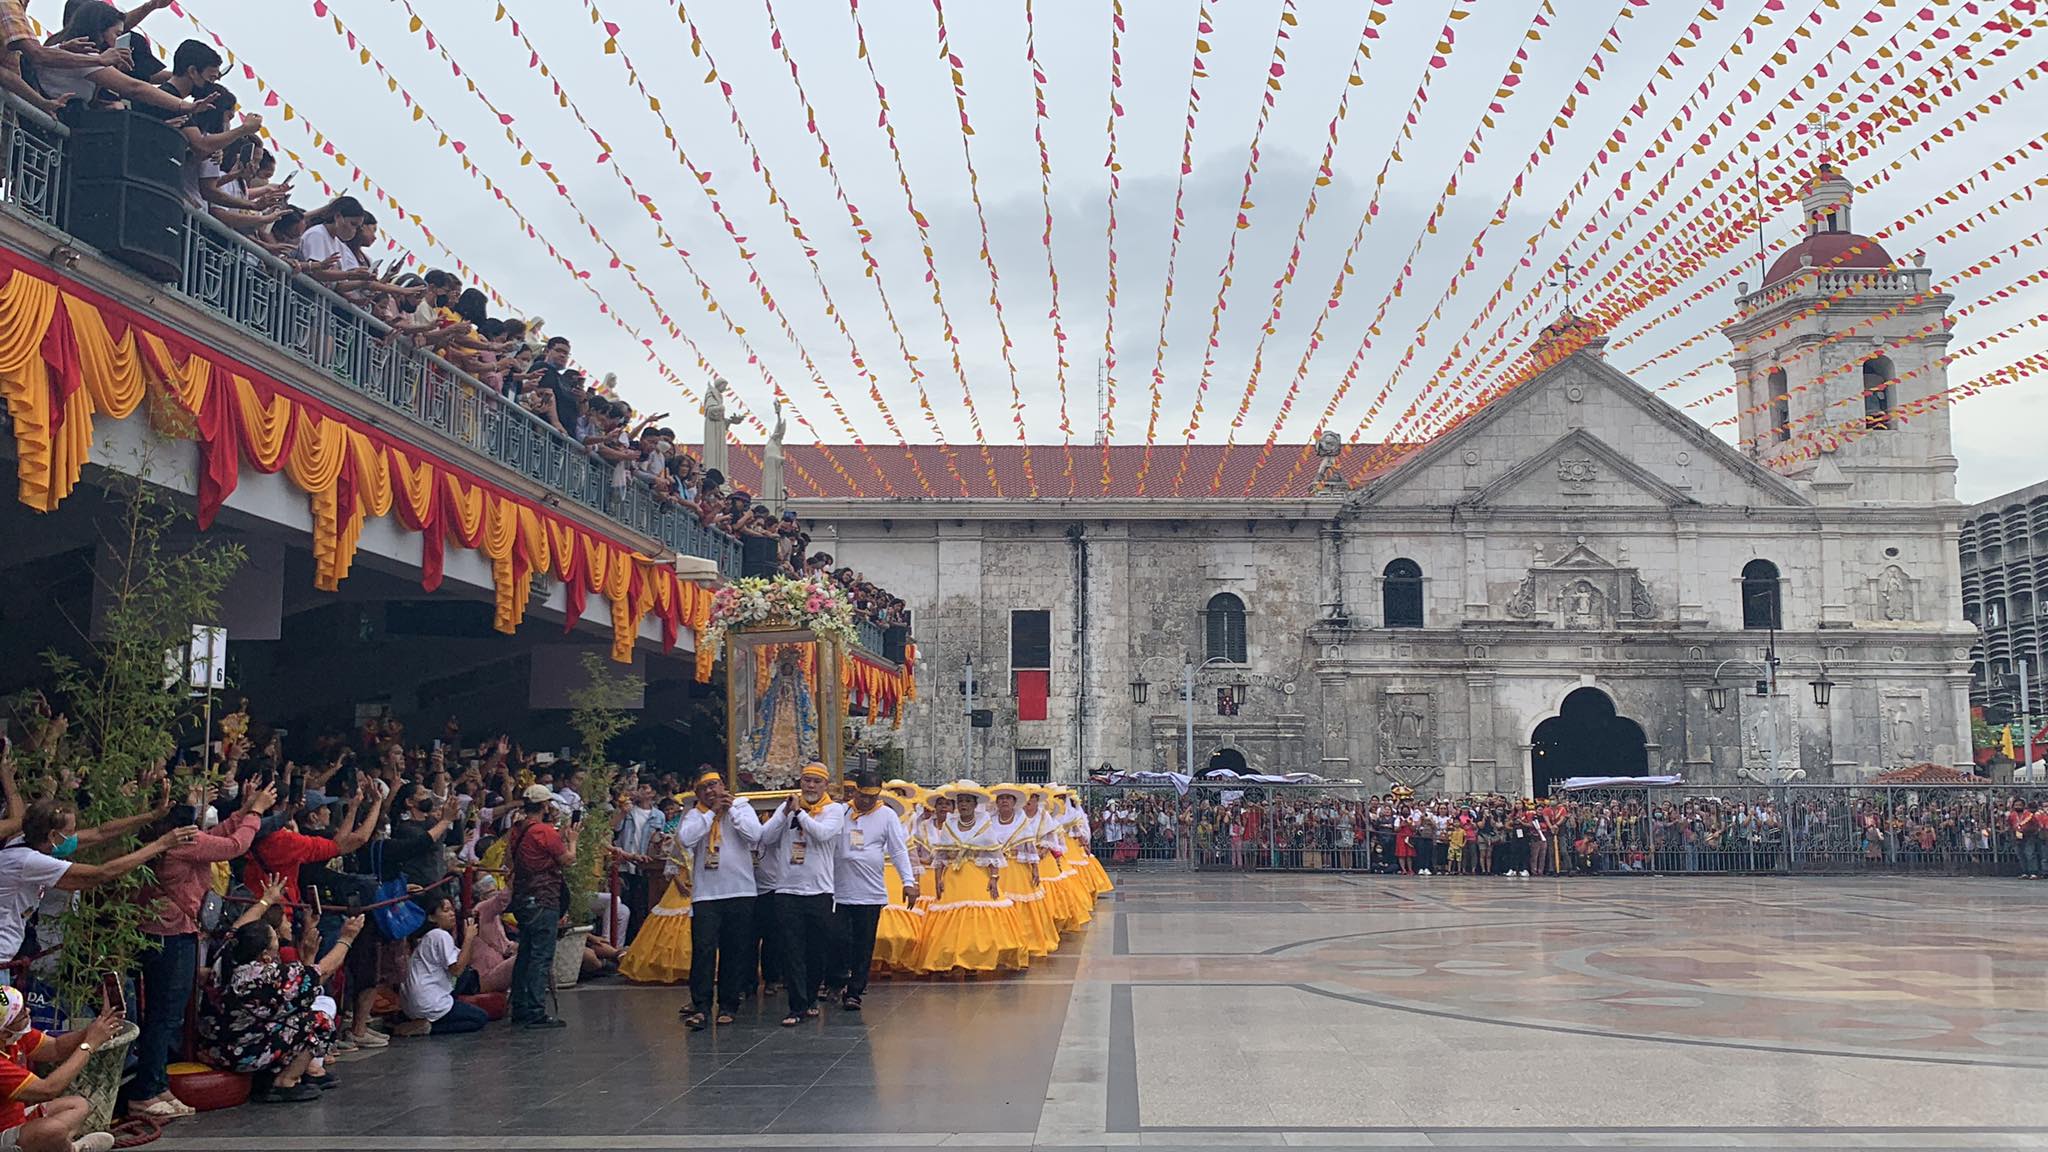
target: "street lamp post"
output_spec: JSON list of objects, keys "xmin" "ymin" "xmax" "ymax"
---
[
  {"xmin": 1183, "ymin": 653, "xmax": 1240, "ymax": 778},
  {"xmin": 1708, "ymin": 628, "xmax": 1833, "ymax": 782}
]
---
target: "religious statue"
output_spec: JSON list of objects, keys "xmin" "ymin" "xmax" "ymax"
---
[
  {"xmin": 744, "ymin": 644, "xmax": 820, "ymax": 785},
  {"xmin": 1879, "ymin": 566, "xmax": 1909, "ymax": 622},
  {"xmin": 1564, "ymin": 580, "xmax": 1602, "ymax": 629},
  {"xmin": 701, "ymin": 376, "xmax": 742, "ymax": 478},
  {"xmin": 762, "ymin": 400, "xmax": 788, "ymax": 513},
  {"xmin": 1888, "ymin": 704, "xmax": 1918, "ymax": 764},
  {"xmin": 1312, "ymin": 431, "xmax": 1350, "ymax": 493}
]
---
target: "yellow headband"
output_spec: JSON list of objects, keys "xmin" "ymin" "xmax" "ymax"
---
[
  {"xmin": 800, "ymin": 763, "xmax": 830, "ymax": 782},
  {"xmin": 694, "ymin": 770, "xmax": 723, "ymax": 790},
  {"xmin": 857, "ymin": 786, "xmax": 883, "ymax": 796}
]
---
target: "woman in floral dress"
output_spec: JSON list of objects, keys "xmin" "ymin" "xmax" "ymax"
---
[{"xmin": 200, "ymin": 912, "xmax": 366, "ymax": 1102}]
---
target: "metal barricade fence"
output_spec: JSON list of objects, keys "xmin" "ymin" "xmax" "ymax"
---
[{"xmin": 1075, "ymin": 782, "xmax": 2048, "ymax": 876}]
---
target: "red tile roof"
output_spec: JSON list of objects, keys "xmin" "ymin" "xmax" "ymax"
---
[{"xmin": 718, "ymin": 443, "xmax": 1393, "ymax": 501}]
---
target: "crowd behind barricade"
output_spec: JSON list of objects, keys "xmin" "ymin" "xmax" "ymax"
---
[{"xmin": 1085, "ymin": 786, "xmax": 2048, "ymax": 878}]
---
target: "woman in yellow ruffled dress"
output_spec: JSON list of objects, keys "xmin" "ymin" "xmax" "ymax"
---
[
  {"xmin": 1059, "ymin": 787, "xmax": 1115, "ymax": 896},
  {"xmin": 910, "ymin": 783, "xmax": 1031, "ymax": 973},
  {"xmin": 908, "ymin": 788, "xmax": 949, "ymax": 904},
  {"xmin": 1030, "ymin": 787, "xmax": 1091, "ymax": 933},
  {"xmin": 870, "ymin": 789, "xmax": 925, "ymax": 971},
  {"xmin": 618, "ymin": 810, "xmax": 692, "ymax": 984},
  {"xmin": 989, "ymin": 785, "xmax": 1059, "ymax": 957}
]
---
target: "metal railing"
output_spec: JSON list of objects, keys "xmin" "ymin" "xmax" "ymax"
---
[
  {"xmin": 1076, "ymin": 782, "xmax": 2048, "ymax": 877},
  {"xmin": 0, "ymin": 97, "xmax": 742, "ymax": 577}
]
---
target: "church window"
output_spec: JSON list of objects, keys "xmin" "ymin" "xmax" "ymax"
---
[
  {"xmin": 1013, "ymin": 748, "xmax": 1051, "ymax": 784},
  {"xmin": 1862, "ymin": 356, "xmax": 1894, "ymax": 430},
  {"xmin": 1204, "ymin": 593, "xmax": 1247, "ymax": 664},
  {"xmin": 1741, "ymin": 560, "xmax": 1782, "ymax": 630},
  {"xmin": 1382, "ymin": 559, "xmax": 1424, "ymax": 629},
  {"xmin": 1010, "ymin": 609, "xmax": 1051, "ymax": 694},
  {"xmin": 1768, "ymin": 369, "xmax": 1790, "ymax": 442}
]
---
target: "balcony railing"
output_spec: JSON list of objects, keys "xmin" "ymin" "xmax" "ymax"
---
[{"xmin": 0, "ymin": 97, "xmax": 740, "ymax": 578}]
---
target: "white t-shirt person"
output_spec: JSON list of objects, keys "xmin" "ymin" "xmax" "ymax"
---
[
  {"xmin": 402, "ymin": 926, "xmax": 459, "ymax": 1023},
  {"xmin": 0, "ymin": 840, "xmax": 70, "ymax": 966}
]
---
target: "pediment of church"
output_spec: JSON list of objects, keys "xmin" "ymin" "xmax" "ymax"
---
[
  {"xmin": 1500, "ymin": 538, "xmax": 1662, "ymax": 629},
  {"xmin": 1466, "ymin": 428, "xmax": 1695, "ymax": 509},
  {"xmin": 1350, "ymin": 353, "xmax": 1811, "ymax": 510}
]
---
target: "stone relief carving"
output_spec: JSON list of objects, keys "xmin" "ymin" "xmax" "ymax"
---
[
  {"xmin": 1877, "ymin": 564, "xmax": 1911, "ymax": 622},
  {"xmin": 1557, "ymin": 456, "xmax": 1599, "ymax": 491},
  {"xmin": 1560, "ymin": 580, "xmax": 1608, "ymax": 630},
  {"xmin": 1630, "ymin": 574, "xmax": 1656, "ymax": 619},
  {"xmin": 1505, "ymin": 575, "xmax": 1537, "ymax": 619},
  {"xmin": 1377, "ymin": 689, "xmax": 1438, "ymax": 766}
]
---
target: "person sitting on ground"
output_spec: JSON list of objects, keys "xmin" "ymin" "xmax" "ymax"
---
[
  {"xmin": 199, "ymin": 908, "xmax": 364, "ymax": 1103},
  {"xmin": 393, "ymin": 896, "xmax": 487, "ymax": 1038},
  {"xmin": 465, "ymin": 873, "xmax": 516, "ymax": 994},
  {"xmin": 0, "ymin": 988, "xmax": 122, "ymax": 1152}
]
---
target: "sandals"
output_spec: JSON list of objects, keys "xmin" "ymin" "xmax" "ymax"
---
[
  {"xmin": 841, "ymin": 994, "xmax": 862, "ymax": 1012},
  {"xmin": 803, "ymin": 1007, "xmax": 820, "ymax": 1018},
  {"xmin": 682, "ymin": 1010, "xmax": 707, "ymax": 1031},
  {"xmin": 780, "ymin": 1015, "xmax": 802, "ymax": 1027},
  {"xmin": 715, "ymin": 1013, "xmax": 736, "ymax": 1026}
]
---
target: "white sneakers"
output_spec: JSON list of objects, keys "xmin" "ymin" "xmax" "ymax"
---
[
  {"xmin": 74, "ymin": 1134, "xmax": 117, "ymax": 1152},
  {"xmin": 138, "ymin": 1096, "xmax": 197, "ymax": 1119}
]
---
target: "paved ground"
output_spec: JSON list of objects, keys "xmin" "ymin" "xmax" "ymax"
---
[{"xmin": 159, "ymin": 872, "xmax": 2048, "ymax": 1150}]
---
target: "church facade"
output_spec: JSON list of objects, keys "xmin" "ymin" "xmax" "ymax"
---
[{"xmin": 765, "ymin": 170, "xmax": 1976, "ymax": 790}]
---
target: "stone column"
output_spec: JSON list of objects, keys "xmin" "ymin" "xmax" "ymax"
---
[
  {"xmin": 1463, "ymin": 530, "xmax": 1488, "ymax": 621},
  {"xmin": 1318, "ymin": 673, "xmax": 1351, "ymax": 776},
  {"xmin": 1819, "ymin": 526, "xmax": 1850, "ymax": 627},
  {"xmin": 1319, "ymin": 520, "xmax": 1347, "ymax": 621},
  {"xmin": 1465, "ymin": 671, "xmax": 1496, "ymax": 791},
  {"xmin": 1675, "ymin": 522, "xmax": 1702, "ymax": 622}
]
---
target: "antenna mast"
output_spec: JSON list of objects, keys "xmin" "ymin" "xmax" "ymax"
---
[{"xmin": 1093, "ymin": 358, "xmax": 1106, "ymax": 446}]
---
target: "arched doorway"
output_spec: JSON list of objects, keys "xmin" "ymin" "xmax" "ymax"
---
[
  {"xmin": 1207, "ymin": 747, "xmax": 1248, "ymax": 775},
  {"xmin": 1530, "ymin": 687, "xmax": 1647, "ymax": 795}
]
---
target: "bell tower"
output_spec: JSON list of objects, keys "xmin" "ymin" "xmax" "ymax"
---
[{"xmin": 1720, "ymin": 159, "xmax": 1956, "ymax": 505}]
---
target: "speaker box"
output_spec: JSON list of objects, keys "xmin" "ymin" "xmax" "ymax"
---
[
  {"xmin": 740, "ymin": 535, "xmax": 779, "ymax": 578},
  {"xmin": 69, "ymin": 178, "xmax": 184, "ymax": 282},
  {"xmin": 64, "ymin": 107, "xmax": 186, "ymax": 199}
]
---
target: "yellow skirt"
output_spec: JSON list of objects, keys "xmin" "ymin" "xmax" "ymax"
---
[
  {"xmin": 997, "ymin": 859, "xmax": 1060, "ymax": 957},
  {"xmin": 1041, "ymin": 858, "xmax": 1093, "ymax": 932},
  {"xmin": 910, "ymin": 859, "xmax": 1030, "ymax": 973},
  {"xmin": 618, "ymin": 883, "xmax": 691, "ymax": 984},
  {"xmin": 874, "ymin": 860, "xmax": 924, "ymax": 971},
  {"xmin": 1070, "ymin": 835, "xmax": 1114, "ymax": 895}
]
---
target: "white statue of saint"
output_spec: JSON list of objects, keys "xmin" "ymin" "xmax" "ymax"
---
[
  {"xmin": 701, "ymin": 376, "xmax": 740, "ymax": 477},
  {"xmin": 762, "ymin": 400, "xmax": 788, "ymax": 513}
]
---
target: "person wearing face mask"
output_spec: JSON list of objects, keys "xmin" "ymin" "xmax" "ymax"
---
[
  {"xmin": 0, "ymin": 986, "xmax": 125, "ymax": 1152},
  {"xmin": 0, "ymin": 799, "xmax": 195, "ymax": 974},
  {"xmin": 130, "ymin": 779, "xmax": 278, "ymax": 1121}
]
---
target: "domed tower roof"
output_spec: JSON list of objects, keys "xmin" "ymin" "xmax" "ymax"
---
[{"xmin": 1763, "ymin": 158, "xmax": 1892, "ymax": 285}]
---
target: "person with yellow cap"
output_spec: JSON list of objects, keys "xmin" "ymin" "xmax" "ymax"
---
[
  {"xmin": 911, "ymin": 783, "xmax": 1030, "ymax": 973},
  {"xmin": 677, "ymin": 769, "xmax": 763, "ymax": 1030},
  {"xmin": 757, "ymin": 763, "xmax": 845, "ymax": 1026},
  {"xmin": 829, "ymin": 766, "xmax": 916, "ymax": 1011},
  {"xmin": 989, "ymin": 784, "xmax": 1059, "ymax": 957}
]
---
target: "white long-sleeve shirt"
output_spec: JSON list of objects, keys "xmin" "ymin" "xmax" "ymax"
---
[
  {"xmin": 677, "ymin": 800, "xmax": 763, "ymax": 902},
  {"xmin": 757, "ymin": 800, "xmax": 846, "ymax": 896},
  {"xmin": 833, "ymin": 802, "xmax": 915, "ymax": 906},
  {"xmin": 935, "ymin": 812, "xmax": 1007, "ymax": 869},
  {"xmin": 991, "ymin": 810, "xmax": 1041, "ymax": 862}
]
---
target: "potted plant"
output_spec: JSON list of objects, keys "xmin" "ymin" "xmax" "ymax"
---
[
  {"xmin": 556, "ymin": 652, "xmax": 636, "ymax": 985},
  {"xmin": 30, "ymin": 473, "xmax": 241, "ymax": 1128}
]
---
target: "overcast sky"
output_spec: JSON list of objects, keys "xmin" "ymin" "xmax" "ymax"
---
[{"xmin": 180, "ymin": 0, "xmax": 2048, "ymax": 503}]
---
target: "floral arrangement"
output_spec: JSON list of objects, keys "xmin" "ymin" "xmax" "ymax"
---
[{"xmin": 703, "ymin": 574, "xmax": 859, "ymax": 657}]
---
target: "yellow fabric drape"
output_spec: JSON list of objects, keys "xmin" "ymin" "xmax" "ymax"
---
[
  {"xmin": 65, "ymin": 294, "xmax": 145, "ymax": 421},
  {"xmin": 391, "ymin": 449, "xmax": 435, "ymax": 525},
  {"xmin": 137, "ymin": 332, "xmax": 210, "ymax": 414},
  {"xmin": 482, "ymin": 492, "xmax": 524, "ymax": 634},
  {"xmin": 285, "ymin": 411, "xmax": 351, "ymax": 590},
  {"xmin": 232, "ymin": 376, "xmax": 294, "ymax": 469},
  {"xmin": 442, "ymin": 474, "xmax": 484, "ymax": 542},
  {"xmin": 0, "ymin": 271, "xmax": 64, "ymax": 510}
]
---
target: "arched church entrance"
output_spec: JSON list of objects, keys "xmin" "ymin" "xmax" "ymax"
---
[
  {"xmin": 1530, "ymin": 687, "xmax": 1648, "ymax": 795},
  {"xmin": 1207, "ymin": 747, "xmax": 1248, "ymax": 775}
]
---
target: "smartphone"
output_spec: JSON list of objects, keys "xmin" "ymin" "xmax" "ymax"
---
[{"xmin": 98, "ymin": 973, "xmax": 125, "ymax": 1017}]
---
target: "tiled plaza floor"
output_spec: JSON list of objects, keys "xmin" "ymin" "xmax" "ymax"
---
[{"xmin": 159, "ymin": 872, "xmax": 2048, "ymax": 1150}]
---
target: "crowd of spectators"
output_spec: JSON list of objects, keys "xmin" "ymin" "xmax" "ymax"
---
[
  {"xmin": 1088, "ymin": 789, "xmax": 2048, "ymax": 877},
  {"xmin": 0, "ymin": 702, "xmax": 720, "ymax": 1142},
  {"xmin": 0, "ymin": 0, "xmax": 914, "ymax": 632}
]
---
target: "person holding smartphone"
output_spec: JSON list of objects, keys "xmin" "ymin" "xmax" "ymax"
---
[{"xmin": 0, "ymin": 987, "xmax": 126, "ymax": 1151}]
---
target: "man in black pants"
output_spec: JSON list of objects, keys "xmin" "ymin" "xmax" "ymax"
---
[
  {"xmin": 677, "ymin": 771, "xmax": 763, "ymax": 1029},
  {"xmin": 830, "ymin": 767, "xmax": 916, "ymax": 1011},
  {"xmin": 756, "ymin": 763, "xmax": 844, "ymax": 1027}
]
